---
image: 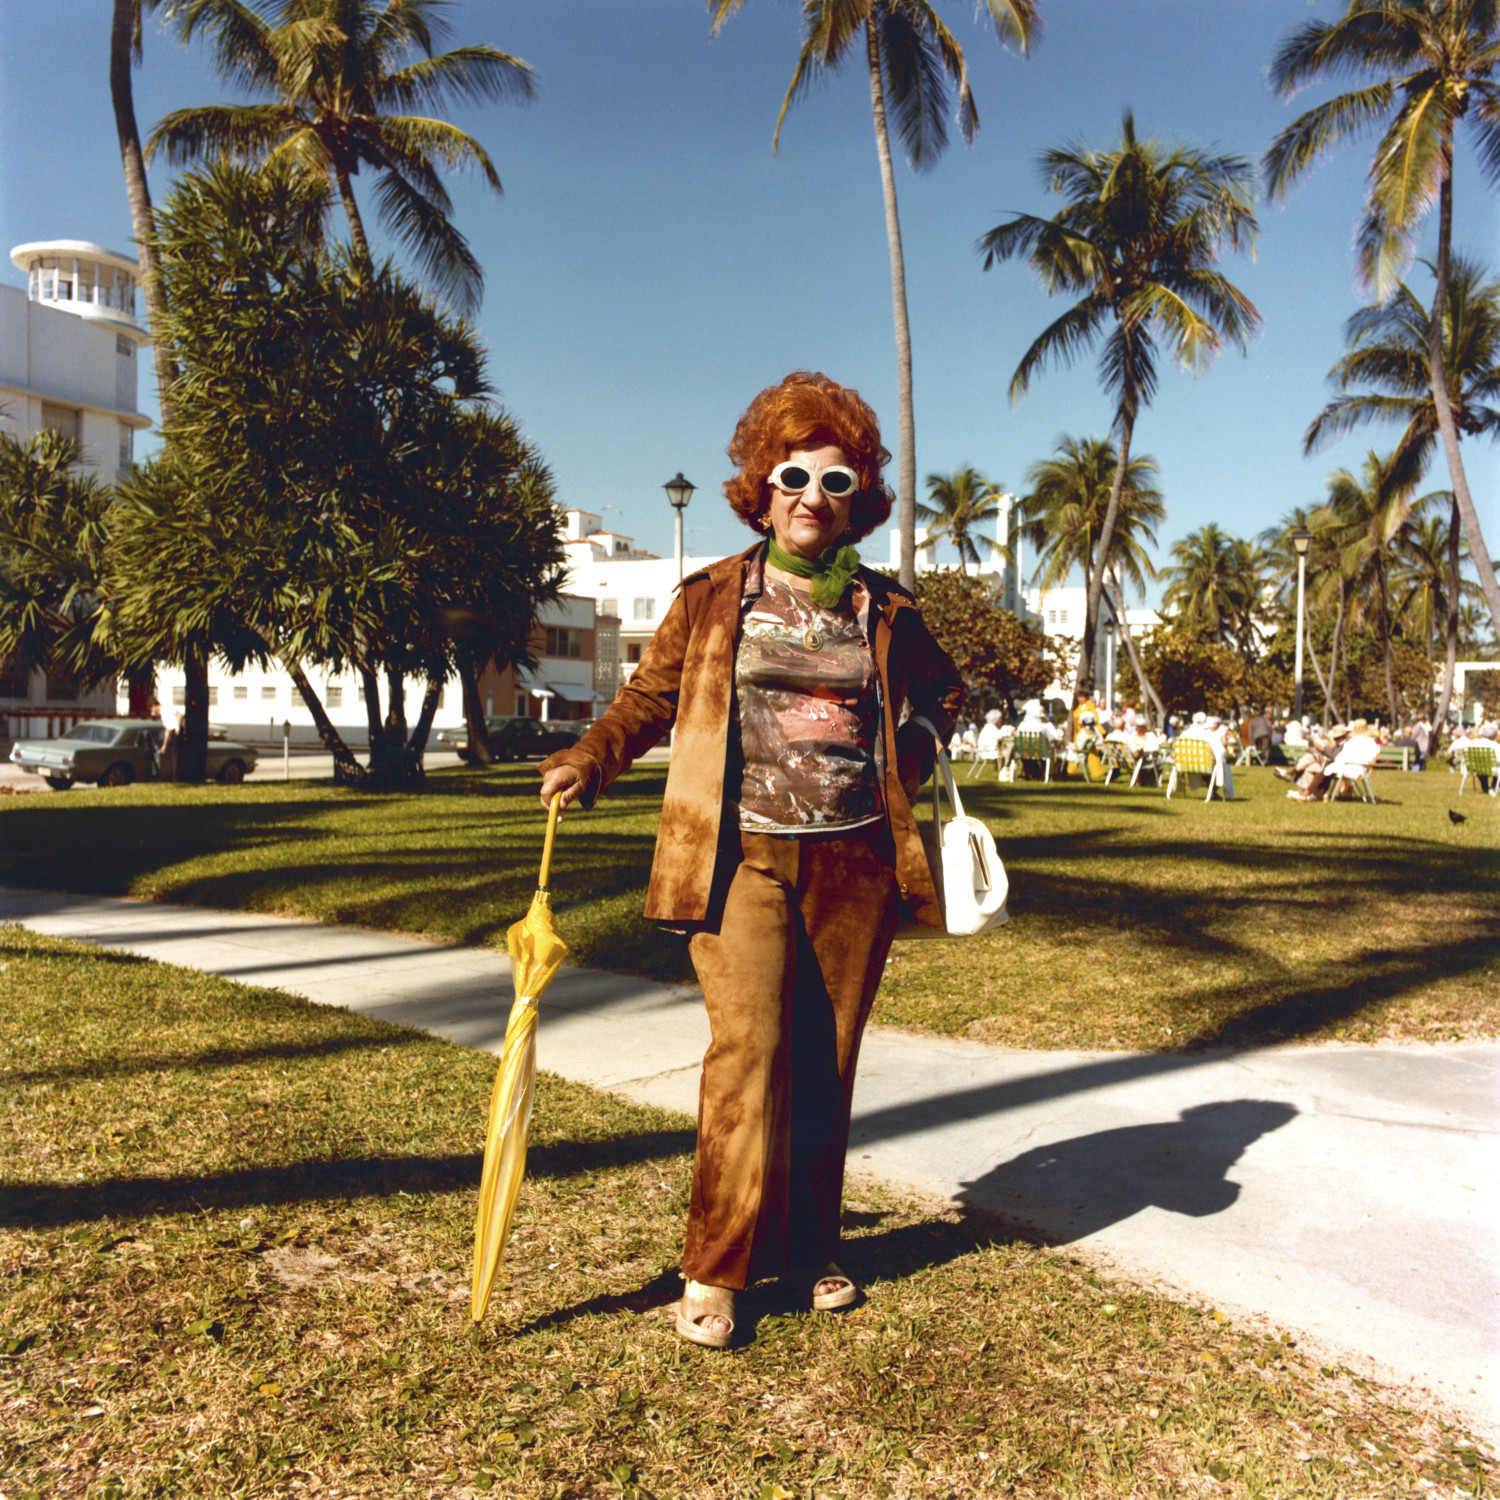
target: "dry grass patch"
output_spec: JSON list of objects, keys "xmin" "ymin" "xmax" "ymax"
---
[{"xmin": 2, "ymin": 927, "xmax": 1495, "ymax": 1499}]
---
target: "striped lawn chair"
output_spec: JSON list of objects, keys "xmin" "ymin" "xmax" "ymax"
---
[
  {"xmin": 1011, "ymin": 730, "xmax": 1056, "ymax": 783},
  {"xmin": 1165, "ymin": 736, "xmax": 1226, "ymax": 801},
  {"xmin": 1459, "ymin": 744, "xmax": 1498, "ymax": 796}
]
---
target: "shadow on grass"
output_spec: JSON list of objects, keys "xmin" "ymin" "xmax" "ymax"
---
[{"xmin": 0, "ymin": 1129, "xmax": 698, "ymax": 1231}]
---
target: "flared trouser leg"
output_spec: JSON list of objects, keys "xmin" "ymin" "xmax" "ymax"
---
[{"xmin": 681, "ymin": 825, "xmax": 900, "ymax": 1290}]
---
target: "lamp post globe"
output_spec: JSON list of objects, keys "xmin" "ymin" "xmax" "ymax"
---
[{"xmin": 664, "ymin": 472, "xmax": 695, "ymax": 580}]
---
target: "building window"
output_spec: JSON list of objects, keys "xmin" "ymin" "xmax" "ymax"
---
[
  {"xmin": 40, "ymin": 403, "xmax": 80, "ymax": 444},
  {"xmin": 600, "ymin": 598, "xmax": 618, "ymax": 619},
  {"xmin": 0, "ymin": 658, "xmax": 29, "ymax": 698},
  {"xmin": 1059, "ymin": 610, "xmax": 1068, "ymax": 625},
  {"xmin": 261, "ymin": 685, "xmax": 277, "ymax": 702},
  {"xmin": 545, "ymin": 626, "xmax": 583, "ymax": 659},
  {"xmin": 325, "ymin": 685, "xmax": 343, "ymax": 708},
  {"xmin": 633, "ymin": 598, "xmax": 654, "ymax": 621},
  {"xmin": 208, "ymin": 686, "xmax": 219, "ymax": 706},
  {"xmin": 116, "ymin": 334, "xmax": 135, "ymax": 358},
  {"xmin": 172, "ymin": 686, "xmax": 186, "ymax": 706},
  {"xmin": 357, "ymin": 683, "xmax": 366, "ymax": 703},
  {"xmin": 626, "ymin": 643, "xmax": 644, "ymax": 664},
  {"xmin": 233, "ymin": 685, "xmax": 248, "ymax": 700},
  {"xmin": 118, "ymin": 424, "xmax": 133, "ymax": 474},
  {"xmin": 1047, "ymin": 610, "xmax": 1056, "ymax": 624},
  {"xmin": 44, "ymin": 670, "xmax": 79, "ymax": 702}
]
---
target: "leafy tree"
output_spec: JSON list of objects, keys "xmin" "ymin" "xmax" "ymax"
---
[
  {"xmin": 918, "ymin": 466, "xmax": 1005, "ymax": 570},
  {"xmin": 711, "ymin": 0, "xmax": 1042, "ymax": 591},
  {"xmin": 148, "ymin": 0, "xmax": 535, "ymax": 312},
  {"xmin": 118, "ymin": 161, "xmax": 563, "ymax": 787},
  {"xmin": 910, "ymin": 567, "xmax": 1052, "ymax": 716},
  {"xmin": 1018, "ymin": 433, "xmax": 1165, "ymax": 721},
  {"xmin": 980, "ymin": 112, "xmax": 1259, "ymax": 698},
  {"xmin": 0, "ymin": 432, "xmax": 118, "ymax": 696},
  {"xmin": 1265, "ymin": 0, "xmax": 1500, "ymax": 635}
]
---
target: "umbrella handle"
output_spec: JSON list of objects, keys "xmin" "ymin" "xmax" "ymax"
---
[{"xmin": 538, "ymin": 791, "xmax": 562, "ymax": 892}]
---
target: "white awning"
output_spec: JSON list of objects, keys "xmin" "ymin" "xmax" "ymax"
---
[
  {"xmin": 516, "ymin": 671, "xmax": 553, "ymax": 699},
  {"xmin": 545, "ymin": 680, "xmax": 595, "ymax": 703}
]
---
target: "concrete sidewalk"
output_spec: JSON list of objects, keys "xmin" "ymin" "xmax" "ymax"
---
[{"xmin": 2, "ymin": 885, "xmax": 1495, "ymax": 1439}]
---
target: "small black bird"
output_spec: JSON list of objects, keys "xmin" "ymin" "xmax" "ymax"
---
[{"xmin": 1449, "ymin": 809, "xmax": 1466, "ymax": 825}]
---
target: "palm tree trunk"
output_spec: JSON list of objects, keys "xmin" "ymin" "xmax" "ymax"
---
[
  {"xmin": 334, "ymin": 166, "xmax": 374, "ymax": 270},
  {"xmin": 176, "ymin": 641, "xmax": 209, "ymax": 783},
  {"xmin": 1326, "ymin": 583, "xmax": 1346, "ymax": 725},
  {"xmin": 865, "ymin": 19, "xmax": 916, "ymax": 593},
  {"xmin": 1375, "ymin": 552, "xmax": 1398, "ymax": 724},
  {"xmin": 110, "ymin": 0, "xmax": 175, "ymax": 427},
  {"xmin": 1433, "ymin": 495, "xmax": 1461, "ymax": 728},
  {"xmin": 1107, "ymin": 570, "xmax": 1164, "ymax": 725},
  {"xmin": 358, "ymin": 663, "xmax": 387, "ymax": 762},
  {"xmin": 1305, "ymin": 618, "xmax": 1333, "ymax": 717},
  {"xmin": 459, "ymin": 656, "xmax": 495, "ymax": 764},
  {"xmin": 286, "ymin": 660, "xmax": 368, "ymax": 786},
  {"xmin": 1430, "ymin": 146, "xmax": 1500, "ymax": 634},
  {"xmin": 1078, "ymin": 410, "xmax": 1134, "ymax": 698}
]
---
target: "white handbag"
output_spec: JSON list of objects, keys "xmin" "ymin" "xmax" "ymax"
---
[{"xmin": 895, "ymin": 717, "xmax": 1009, "ymax": 940}]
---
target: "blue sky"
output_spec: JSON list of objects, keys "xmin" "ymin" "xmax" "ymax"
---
[{"xmin": 1, "ymin": 0, "xmax": 1496, "ymax": 601}]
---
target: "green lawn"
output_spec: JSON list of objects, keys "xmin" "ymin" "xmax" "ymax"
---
[
  {"xmin": 2, "ymin": 761, "xmax": 1496, "ymax": 1051},
  {"xmin": 3, "ymin": 926, "xmax": 1492, "ymax": 1500}
]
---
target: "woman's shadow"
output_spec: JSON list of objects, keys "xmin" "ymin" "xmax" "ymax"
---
[{"xmin": 956, "ymin": 1098, "xmax": 1298, "ymax": 1244}]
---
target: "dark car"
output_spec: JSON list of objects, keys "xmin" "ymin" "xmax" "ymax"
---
[
  {"xmin": 9, "ymin": 719, "xmax": 258, "ymax": 789},
  {"xmin": 434, "ymin": 715, "xmax": 588, "ymax": 763}
]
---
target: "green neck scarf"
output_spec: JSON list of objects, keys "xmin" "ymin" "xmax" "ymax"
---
[{"xmin": 766, "ymin": 538, "xmax": 862, "ymax": 609}]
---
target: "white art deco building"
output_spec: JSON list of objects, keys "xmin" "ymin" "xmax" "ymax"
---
[{"xmin": 2, "ymin": 239, "xmax": 153, "ymax": 730}]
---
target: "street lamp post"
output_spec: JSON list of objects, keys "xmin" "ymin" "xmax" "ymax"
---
[
  {"xmin": 1291, "ymin": 527, "xmax": 1312, "ymax": 723},
  {"xmin": 663, "ymin": 472, "xmax": 695, "ymax": 582}
]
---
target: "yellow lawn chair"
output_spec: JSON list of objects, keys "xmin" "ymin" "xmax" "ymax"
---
[
  {"xmin": 1165, "ymin": 736, "xmax": 1226, "ymax": 801},
  {"xmin": 1458, "ymin": 744, "xmax": 1498, "ymax": 796}
]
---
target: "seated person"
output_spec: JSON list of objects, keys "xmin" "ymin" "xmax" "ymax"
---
[{"xmin": 1014, "ymin": 698, "xmax": 1060, "ymax": 778}]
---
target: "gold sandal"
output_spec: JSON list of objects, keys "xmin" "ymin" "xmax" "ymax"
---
[
  {"xmin": 675, "ymin": 1279, "xmax": 736, "ymax": 1349},
  {"xmin": 797, "ymin": 1262, "xmax": 858, "ymax": 1312}
]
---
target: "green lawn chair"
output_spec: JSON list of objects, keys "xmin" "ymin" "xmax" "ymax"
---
[
  {"xmin": 1458, "ymin": 743, "xmax": 1498, "ymax": 796},
  {"xmin": 1165, "ymin": 736, "xmax": 1226, "ymax": 801},
  {"xmin": 1011, "ymin": 730, "xmax": 1056, "ymax": 783},
  {"xmin": 1100, "ymin": 739, "xmax": 1136, "ymax": 786}
]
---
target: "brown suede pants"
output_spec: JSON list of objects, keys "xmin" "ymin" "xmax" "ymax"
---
[{"xmin": 681, "ymin": 822, "xmax": 901, "ymax": 1290}]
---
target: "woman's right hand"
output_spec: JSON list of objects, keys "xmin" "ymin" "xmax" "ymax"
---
[{"xmin": 539, "ymin": 764, "xmax": 587, "ymax": 813}]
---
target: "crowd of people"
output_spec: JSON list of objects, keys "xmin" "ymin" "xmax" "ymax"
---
[{"xmin": 944, "ymin": 699, "xmax": 1499, "ymax": 799}]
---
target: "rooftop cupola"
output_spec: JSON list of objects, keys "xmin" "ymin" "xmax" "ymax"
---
[{"xmin": 10, "ymin": 240, "xmax": 150, "ymax": 346}]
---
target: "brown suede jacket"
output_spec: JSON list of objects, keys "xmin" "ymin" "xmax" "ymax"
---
[{"xmin": 539, "ymin": 543, "xmax": 964, "ymax": 929}]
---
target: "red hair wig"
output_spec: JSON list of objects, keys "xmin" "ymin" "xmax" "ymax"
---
[{"xmin": 723, "ymin": 371, "xmax": 893, "ymax": 543}]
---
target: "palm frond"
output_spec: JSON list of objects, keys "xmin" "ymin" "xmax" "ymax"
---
[
  {"xmin": 379, "ymin": 46, "xmax": 537, "ymax": 112},
  {"xmin": 147, "ymin": 103, "xmax": 300, "ymax": 165},
  {"xmin": 1007, "ymin": 296, "xmax": 1107, "ymax": 402},
  {"xmin": 1263, "ymin": 82, "xmax": 1395, "ymax": 199},
  {"xmin": 878, "ymin": 5, "xmax": 952, "ymax": 170},
  {"xmin": 372, "ymin": 167, "xmax": 483, "ymax": 314},
  {"xmin": 371, "ymin": 115, "xmax": 502, "ymax": 194}
]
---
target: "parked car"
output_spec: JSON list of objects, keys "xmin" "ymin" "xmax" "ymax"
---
[
  {"xmin": 434, "ymin": 715, "xmax": 588, "ymax": 763},
  {"xmin": 8, "ymin": 719, "xmax": 259, "ymax": 789}
]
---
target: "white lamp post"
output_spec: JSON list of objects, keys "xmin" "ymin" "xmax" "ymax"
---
[
  {"xmin": 1291, "ymin": 527, "xmax": 1312, "ymax": 722},
  {"xmin": 663, "ymin": 472, "xmax": 695, "ymax": 581}
]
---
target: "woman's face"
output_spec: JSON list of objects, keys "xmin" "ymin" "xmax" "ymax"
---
[{"xmin": 765, "ymin": 443, "xmax": 854, "ymax": 561}]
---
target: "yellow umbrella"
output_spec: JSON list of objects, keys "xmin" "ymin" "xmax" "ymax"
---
[{"xmin": 471, "ymin": 793, "xmax": 568, "ymax": 1322}]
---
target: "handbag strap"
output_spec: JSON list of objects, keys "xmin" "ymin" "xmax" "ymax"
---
[{"xmin": 908, "ymin": 714, "xmax": 967, "ymax": 824}]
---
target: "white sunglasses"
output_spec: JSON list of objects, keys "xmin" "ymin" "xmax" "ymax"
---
[{"xmin": 768, "ymin": 461, "xmax": 860, "ymax": 499}]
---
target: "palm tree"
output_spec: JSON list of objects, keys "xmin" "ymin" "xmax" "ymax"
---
[
  {"xmin": 147, "ymin": 0, "xmax": 535, "ymax": 312},
  {"xmin": 979, "ymin": 112, "xmax": 1260, "ymax": 698},
  {"xmin": 1020, "ymin": 433, "xmax": 1166, "ymax": 721},
  {"xmin": 710, "ymin": 0, "xmax": 1042, "ymax": 591},
  {"xmin": 1325, "ymin": 451, "xmax": 1417, "ymax": 723},
  {"xmin": 1264, "ymin": 0, "xmax": 1500, "ymax": 635},
  {"xmin": 1160, "ymin": 525, "xmax": 1268, "ymax": 657},
  {"xmin": 918, "ymin": 466, "xmax": 1005, "ymax": 571},
  {"xmin": 1392, "ymin": 493, "xmax": 1476, "ymax": 722}
]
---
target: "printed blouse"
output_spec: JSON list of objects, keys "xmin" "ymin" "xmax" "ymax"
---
[{"xmin": 733, "ymin": 577, "xmax": 882, "ymax": 832}]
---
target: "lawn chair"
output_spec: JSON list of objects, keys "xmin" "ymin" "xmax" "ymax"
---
[
  {"xmin": 1458, "ymin": 744, "xmax": 1498, "ymax": 796},
  {"xmin": 1131, "ymin": 744, "xmax": 1166, "ymax": 787},
  {"xmin": 1100, "ymin": 739, "xmax": 1135, "ymax": 786},
  {"xmin": 1011, "ymin": 730, "xmax": 1055, "ymax": 783},
  {"xmin": 1165, "ymin": 736, "xmax": 1226, "ymax": 801},
  {"xmin": 967, "ymin": 739, "xmax": 1002, "ymax": 781},
  {"xmin": 1325, "ymin": 746, "xmax": 1380, "ymax": 804}
]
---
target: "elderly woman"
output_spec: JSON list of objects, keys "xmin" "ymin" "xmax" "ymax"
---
[{"xmin": 537, "ymin": 371, "xmax": 962, "ymax": 1349}]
